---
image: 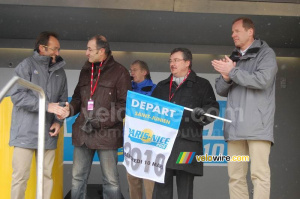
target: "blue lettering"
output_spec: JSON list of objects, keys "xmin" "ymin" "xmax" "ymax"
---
[{"xmin": 129, "ymin": 128, "xmax": 135, "ymax": 137}]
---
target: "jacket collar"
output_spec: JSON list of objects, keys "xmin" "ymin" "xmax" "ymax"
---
[
  {"xmin": 132, "ymin": 79, "xmax": 154, "ymax": 89},
  {"xmin": 33, "ymin": 51, "xmax": 51, "ymax": 65},
  {"xmin": 32, "ymin": 51, "xmax": 66, "ymax": 72},
  {"xmin": 160, "ymin": 70, "xmax": 197, "ymax": 85},
  {"xmin": 230, "ymin": 39, "xmax": 263, "ymax": 62}
]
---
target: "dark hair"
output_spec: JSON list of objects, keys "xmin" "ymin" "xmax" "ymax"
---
[
  {"xmin": 131, "ymin": 60, "xmax": 151, "ymax": 79},
  {"xmin": 90, "ymin": 35, "xmax": 111, "ymax": 55},
  {"xmin": 170, "ymin": 48, "xmax": 192, "ymax": 69},
  {"xmin": 233, "ymin": 17, "xmax": 255, "ymax": 38},
  {"xmin": 34, "ymin": 31, "xmax": 59, "ymax": 52}
]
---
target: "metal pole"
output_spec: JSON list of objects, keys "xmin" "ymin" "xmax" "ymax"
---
[
  {"xmin": 0, "ymin": 76, "xmax": 46, "ymax": 198},
  {"xmin": 184, "ymin": 107, "xmax": 232, "ymax": 123}
]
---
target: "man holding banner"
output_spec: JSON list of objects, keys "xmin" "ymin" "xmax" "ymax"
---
[{"xmin": 151, "ymin": 48, "xmax": 219, "ymax": 198}]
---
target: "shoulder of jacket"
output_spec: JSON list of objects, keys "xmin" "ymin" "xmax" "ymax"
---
[
  {"xmin": 118, "ymin": 64, "xmax": 129, "ymax": 72},
  {"xmin": 111, "ymin": 61, "xmax": 127, "ymax": 71},
  {"xmin": 151, "ymin": 82, "xmax": 157, "ymax": 87},
  {"xmin": 81, "ymin": 61, "xmax": 90, "ymax": 69},
  {"xmin": 157, "ymin": 79, "xmax": 169, "ymax": 86},
  {"xmin": 257, "ymin": 43, "xmax": 276, "ymax": 57},
  {"xmin": 55, "ymin": 67, "xmax": 67, "ymax": 76},
  {"xmin": 194, "ymin": 75, "xmax": 210, "ymax": 85},
  {"xmin": 111, "ymin": 64, "xmax": 130, "ymax": 78},
  {"xmin": 15, "ymin": 56, "xmax": 35, "ymax": 71}
]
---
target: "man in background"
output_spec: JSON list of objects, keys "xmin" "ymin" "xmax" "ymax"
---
[
  {"xmin": 130, "ymin": 60, "xmax": 156, "ymax": 95},
  {"xmin": 9, "ymin": 31, "xmax": 69, "ymax": 199},
  {"xmin": 127, "ymin": 60, "xmax": 156, "ymax": 199}
]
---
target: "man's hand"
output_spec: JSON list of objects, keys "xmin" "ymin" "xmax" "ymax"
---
[
  {"xmin": 212, "ymin": 55, "xmax": 236, "ymax": 82},
  {"xmin": 56, "ymin": 102, "xmax": 70, "ymax": 119},
  {"xmin": 192, "ymin": 107, "xmax": 206, "ymax": 119},
  {"xmin": 49, "ymin": 122, "xmax": 61, "ymax": 137},
  {"xmin": 48, "ymin": 102, "xmax": 67, "ymax": 115},
  {"xmin": 48, "ymin": 102, "xmax": 70, "ymax": 119}
]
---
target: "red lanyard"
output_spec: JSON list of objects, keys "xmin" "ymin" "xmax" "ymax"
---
[
  {"xmin": 90, "ymin": 62, "xmax": 103, "ymax": 99},
  {"xmin": 169, "ymin": 70, "xmax": 191, "ymax": 102}
]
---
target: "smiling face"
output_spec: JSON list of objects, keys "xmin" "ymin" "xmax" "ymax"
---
[
  {"xmin": 85, "ymin": 38, "xmax": 106, "ymax": 63},
  {"xmin": 169, "ymin": 51, "xmax": 190, "ymax": 78},
  {"xmin": 39, "ymin": 36, "xmax": 60, "ymax": 63},
  {"xmin": 232, "ymin": 19, "xmax": 254, "ymax": 51}
]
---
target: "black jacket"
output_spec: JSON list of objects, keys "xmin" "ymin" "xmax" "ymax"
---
[{"xmin": 151, "ymin": 70, "xmax": 219, "ymax": 175}]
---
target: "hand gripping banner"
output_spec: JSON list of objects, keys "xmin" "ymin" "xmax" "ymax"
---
[{"xmin": 123, "ymin": 91, "xmax": 184, "ymax": 183}]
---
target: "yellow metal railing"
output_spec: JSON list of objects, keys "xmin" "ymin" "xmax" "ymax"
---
[{"xmin": 0, "ymin": 97, "xmax": 64, "ymax": 198}]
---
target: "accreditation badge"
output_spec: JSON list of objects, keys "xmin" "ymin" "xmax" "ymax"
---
[{"xmin": 87, "ymin": 100, "xmax": 94, "ymax": 111}]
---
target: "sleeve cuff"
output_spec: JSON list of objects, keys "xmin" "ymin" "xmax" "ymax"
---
[
  {"xmin": 221, "ymin": 76, "xmax": 233, "ymax": 85},
  {"xmin": 54, "ymin": 117, "xmax": 64, "ymax": 126},
  {"xmin": 229, "ymin": 67, "xmax": 238, "ymax": 81}
]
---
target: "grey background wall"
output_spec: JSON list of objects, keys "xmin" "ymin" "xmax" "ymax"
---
[{"xmin": 0, "ymin": 0, "xmax": 300, "ymax": 198}]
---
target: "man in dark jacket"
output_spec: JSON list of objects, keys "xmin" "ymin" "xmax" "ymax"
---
[
  {"xmin": 67, "ymin": 35, "xmax": 131, "ymax": 199},
  {"xmin": 151, "ymin": 48, "xmax": 219, "ymax": 199},
  {"xmin": 10, "ymin": 31, "xmax": 68, "ymax": 199},
  {"xmin": 212, "ymin": 17, "xmax": 277, "ymax": 199}
]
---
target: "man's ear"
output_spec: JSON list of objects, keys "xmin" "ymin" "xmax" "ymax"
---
[
  {"xmin": 39, "ymin": 45, "xmax": 45, "ymax": 54},
  {"xmin": 185, "ymin": 60, "xmax": 191, "ymax": 69},
  {"xmin": 248, "ymin": 28, "xmax": 254, "ymax": 37},
  {"xmin": 99, "ymin": 48, "xmax": 105, "ymax": 55},
  {"xmin": 142, "ymin": 69, "xmax": 147, "ymax": 76}
]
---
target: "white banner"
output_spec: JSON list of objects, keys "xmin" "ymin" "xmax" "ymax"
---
[{"xmin": 123, "ymin": 91, "xmax": 184, "ymax": 183}]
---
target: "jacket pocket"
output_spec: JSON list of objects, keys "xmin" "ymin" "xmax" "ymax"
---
[
  {"xmin": 99, "ymin": 80, "xmax": 117, "ymax": 105},
  {"xmin": 97, "ymin": 80, "xmax": 118, "ymax": 128},
  {"xmin": 257, "ymin": 102, "xmax": 269, "ymax": 128}
]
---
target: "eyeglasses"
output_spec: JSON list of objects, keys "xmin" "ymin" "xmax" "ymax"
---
[
  {"xmin": 168, "ymin": 58, "xmax": 185, "ymax": 64},
  {"xmin": 42, "ymin": 45, "xmax": 60, "ymax": 52}
]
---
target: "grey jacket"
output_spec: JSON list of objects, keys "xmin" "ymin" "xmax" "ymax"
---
[
  {"xmin": 9, "ymin": 51, "xmax": 68, "ymax": 149},
  {"xmin": 215, "ymin": 39, "xmax": 277, "ymax": 143}
]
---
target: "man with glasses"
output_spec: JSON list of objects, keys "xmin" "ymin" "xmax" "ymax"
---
[
  {"xmin": 151, "ymin": 48, "xmax": 219, "ymax": 199},
  {"xmin": 130, "ymin": 60, "xmax": 156, "ymax": 95},
  {"xmin": 9, "ymin": 31, "xmax": 69, "ymax": 199},
  {"xmin": 65, "ymin": 35, "xmax": 131, "ymax": 199}
]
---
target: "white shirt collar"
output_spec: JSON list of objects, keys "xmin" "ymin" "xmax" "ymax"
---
[{"xmin": 240, "ymin": 40, "xmax": 255, "ymax": 56}]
